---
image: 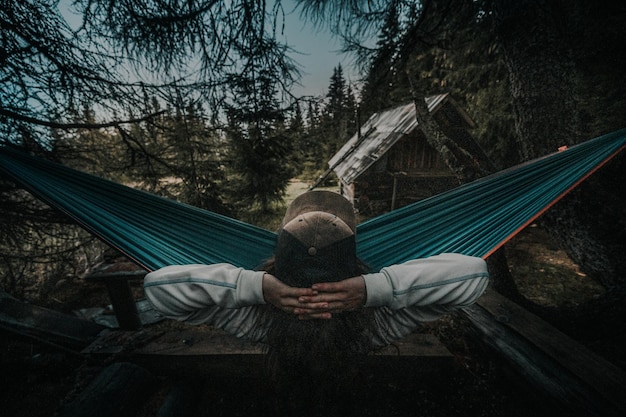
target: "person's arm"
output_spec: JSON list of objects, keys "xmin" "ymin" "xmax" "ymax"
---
[
  {"xmin": 366, "ymin": 253, "xmax": 489, "ymax": 346},
  {"xmin": 143, "ymin": 263, "xmax": 266, "ymax": 315},
  {"xmin": 143, "ymin": 263, "xmax": 268, "ymax": 339},
  {"xmin": 296, "ymin": 253, "xmax": 488, "ymax": 318},
  {"xmin": 363, "ymin": 253, "xmax": 489, "ymax": 311},
  {"xmin": 144, "ymin": 263, "xmax": 325, "ymax": 323}
]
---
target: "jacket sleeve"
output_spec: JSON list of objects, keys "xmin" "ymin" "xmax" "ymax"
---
[
  {"xmin": 143, "ymin": 263, "xmax": 267, "ymax": 340},
  {"xmin": 362, "ymin": 253, "xmax": 489, "ymax": 346}
]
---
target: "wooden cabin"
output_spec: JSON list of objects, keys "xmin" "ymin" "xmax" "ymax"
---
[{"xmin": 328, "ymin": 93, "xmax": 488, "ymax": 215}]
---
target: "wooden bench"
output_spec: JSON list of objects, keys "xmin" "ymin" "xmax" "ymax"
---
[
  {"xmin": 66, "ymin": 331, "xmax": 455, "ymax": 417},
  {"xmin": 83, "ymin": 327, "xmax": 454, "ymax": 379}
]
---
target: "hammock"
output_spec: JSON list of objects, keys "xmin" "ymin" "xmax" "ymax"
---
[
  {"xmin": 358, "ymin": 129, "xmax": 625, "ymax": 269},
  {"xmin": 1, "ymin": 129, "xmax": 625, "ymax": 272}
]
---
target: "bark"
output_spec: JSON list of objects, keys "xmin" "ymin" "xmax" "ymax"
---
[
  {"xmin": 492, "ymin": 0, "xmax": 626, "ymax": 291},
  {"xmin": 407, "ymin": 79, "xmax": 516, "ymax": 296},
  {"xmin": 492, "ymin": 0, "xmax": 583, "ymax": 157},
  {"xmin": 409, "ymin": 87, "xmax": 493, "ymax": 183}
]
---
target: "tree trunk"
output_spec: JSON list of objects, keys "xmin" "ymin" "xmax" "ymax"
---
[
  {"xmin": 407, "ymin": 79, "xmax": 516, "ymax": 298},
  {"xmin": 409, "ymin": 88, "xmax": 492, "ymax": 183},
  {"xmin": 492, "ymin": 0, "xmax": 626, "ymax": 291}
]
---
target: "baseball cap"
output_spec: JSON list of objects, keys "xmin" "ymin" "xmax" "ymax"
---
[{"xmin": 274, "ymin": 191, "xmax": 359, "ymax": 287}]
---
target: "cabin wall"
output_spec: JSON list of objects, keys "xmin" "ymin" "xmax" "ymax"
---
[
  {"xmin": 386, "ymin": 131, "xmax": 451, "ymax": 174},
  {"xmin": 350, "ymin": 130, "xmax": 458, "ymax": 216},
  {"xmin": 352, "ymin": 172, "xmax": 458, "ymax": 216},
  {"xmin": 339, "ymin": 180, "xmax": 355, "ymax": 203},
  {"xmin": 337, "ymin": 97, "xmax": 482, "ymax": 217}
]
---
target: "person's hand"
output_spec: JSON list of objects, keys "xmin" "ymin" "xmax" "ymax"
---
[
  {"xmin": 262, "ymin": 273, "xmax": 332, "ymax": 319},
  {"xmin": 295, "ymin": 276, "xmax": 366, "ymax": 317}
]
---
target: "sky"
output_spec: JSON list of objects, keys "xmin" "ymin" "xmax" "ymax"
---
[
  {"xmin": 279, "ymin": 1, "xmax": 363, "ymax": 97},
  {"xmin": 58, "ymin": 0, "xmax": 363, "ymax": 99}
]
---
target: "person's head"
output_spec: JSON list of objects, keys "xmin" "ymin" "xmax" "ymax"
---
[
  {"xmin": 260, "ymin": 191, "xmax": 373, "ymax": 412},
  {"xmin": 273, "ymin": 190, "xmax": 360, "ymax": 287}
]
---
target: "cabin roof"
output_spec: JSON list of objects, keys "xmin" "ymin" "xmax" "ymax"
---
[{"xmin": 328, "ymin": 93, "xmax": 474, "ymax": 184}]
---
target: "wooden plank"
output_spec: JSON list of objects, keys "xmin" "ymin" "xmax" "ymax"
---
[
  {"xmin": 463, "ymin": 290, "xmax": 626, "ymax": 417},
  {"xmin": 0, "ymin": 291, "xmax": 106, "ymax": 350},
  {"xmin": 478, "ymin": 291, "xmax": 626, "ymax": 401},
  {"xmin": 83, "ymin": 327, "xmax": 453, "ymax": 379},
  {"xmin": 102, "ymin": 279, "xmax": 142, "ymax": 330},
  {"xmin": 85, "ymin": 264, "xmax": 147, "ymax": 330}
]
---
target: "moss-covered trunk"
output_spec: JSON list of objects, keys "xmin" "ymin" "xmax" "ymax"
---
[{"xmin": 492, "ymin": 0, "xmax": 626, "ymax": 291}]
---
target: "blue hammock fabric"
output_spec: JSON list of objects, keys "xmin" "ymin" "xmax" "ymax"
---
[
  {"xmin": 358, "ymin": 128, "xmax": 626, "ymax": 269},
  {"xmin": 0, "ymin": 149, "xmax": 277, "ymax": 271},
  {"xmin": 1, "ymin": 128, "xmax": 625, "ymax": 272}
]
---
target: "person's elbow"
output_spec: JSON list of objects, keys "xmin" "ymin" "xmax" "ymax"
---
[
  {"xmin": 143, "ymin": 270, "xmax": 193, "ymax": 319},
  {"xmin": 460, "ymin": 256, "xmax": 489, "ymax": 305}
]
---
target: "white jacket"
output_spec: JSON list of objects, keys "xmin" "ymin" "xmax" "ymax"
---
[{"xmin": 143, "ymin": 253, "xmax": 489, "ymax": 347}]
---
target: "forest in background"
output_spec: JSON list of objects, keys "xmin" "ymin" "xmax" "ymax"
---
[{"xmin": 1, "ymin": 1, "xmax": 625, "ymax": 311}]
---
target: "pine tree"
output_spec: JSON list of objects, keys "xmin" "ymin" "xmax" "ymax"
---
[
  {"xmin": 224, "ymin": 67, "xmax": 295, "ymax": 214},
  {"xmin": 288, "ymin": 100, "xmax": 305, "ymax": 173},
  {"xmin": 344, "ymin": 84, "xmax": 358, "ymax": 138},
  {"xmin": 359, "ymin": 1, "xmax": 402, "ymax": 116},
  {"xmin": 321, "ymin": 64, "xmax": 351, "ymax": 158}
]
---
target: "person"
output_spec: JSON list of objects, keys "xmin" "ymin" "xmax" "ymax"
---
[{"xmin": 143, "ymin": 190, "xmax": 489, "ymax": 413}]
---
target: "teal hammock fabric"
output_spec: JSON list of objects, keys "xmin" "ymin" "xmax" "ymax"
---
[
  {"xmin": 1, "ymin": 128, "xmax": 625, "ymax": 272},
  {"xmin": 357, "ymin": 128, "xmax": 625, "ymax": 270},
  {"xmin": 0, "ymin": 150, "xmax": 277, "ymax": 271}
]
